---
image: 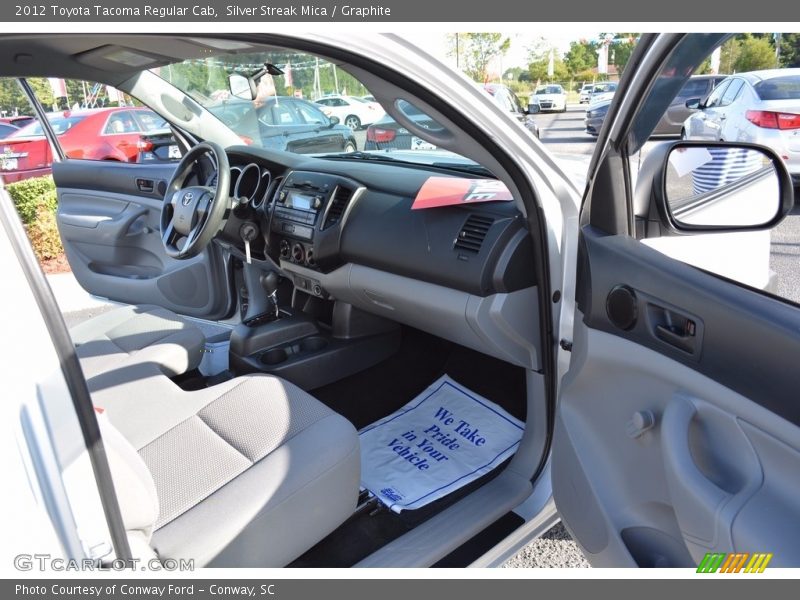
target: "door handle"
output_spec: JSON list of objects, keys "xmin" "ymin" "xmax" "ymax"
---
[
  {"xmin": 649, "ymin": 304, "xmax": 698, "ymax": 354},
  {"xmin": 136, "ymin": 178, "xmax": 155, "ymax": 193},
  {"xmin": 655, "ymin": 324, "xmax": 695, "ymax": 353}
]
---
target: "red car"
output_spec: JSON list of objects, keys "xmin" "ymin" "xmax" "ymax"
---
[{"xmin": 0, "ymin": 107, "xmax": 167, "ymax": 184}]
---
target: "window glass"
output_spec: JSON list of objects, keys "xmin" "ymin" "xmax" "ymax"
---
[
  {"xmin": 272, "ymin": 102, "xmax": 301, "ymax": 126},
  {"xmin": 703, "ymin": 80, "xmax": 730, "ymax": 108},
  {"xmin": 754, "ymin": 76, "xmax": 800, "ymax": 100},
  {"xmin": 295, "ymin": 101, "xmax": 328, "ymax": 125},
  {"xmin": 678, "ymin": 79, "xmax": 709, "ymax": 98},
  {"xmin": 720, "ymin": 79, "xmax": 744, "ymax": 106},
  {"xmin": 104, "ymin": 111, "xmax": 139, "ymax": 134}
]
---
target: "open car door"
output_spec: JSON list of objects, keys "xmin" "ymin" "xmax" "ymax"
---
[
  {"xmin": 17, "ymin": 78, "xmax": 235, "ymax": 319},
  {"xmin": 552, "ymin": 34, "xmax": 800, "ymax": 568}
]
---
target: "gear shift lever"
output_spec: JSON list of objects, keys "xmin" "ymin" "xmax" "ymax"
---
[{"xmin": 260, "ymin": 271, "xmax": 280, "ymax": 319}]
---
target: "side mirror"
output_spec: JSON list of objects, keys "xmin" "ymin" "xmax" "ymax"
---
[
  {"xmin": 229, "ymin": 74, "xmax": 255, "ymax": 100},
  {"xmin": 328, "ymin": 115, "xmax": 340, "ymax": 126},
  {"xmin": 639, "ymin": 141, "xmax": 793, "ymax": 236},
  {"xmin": 685, "ymin": 97, "xmax": 702, "ymax": 110}
]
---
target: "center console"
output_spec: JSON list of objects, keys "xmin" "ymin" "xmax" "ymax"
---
[
  {"xmin": 229, "ymin": 301, "xmax": 401, "ymax": 391},
  {"xmin": 230, "ymin": 170, "xmax": 396, "ymax": 390},
  {"xmin": 270, "ymin": 171, "xmax": 363, "ymax": 297}
]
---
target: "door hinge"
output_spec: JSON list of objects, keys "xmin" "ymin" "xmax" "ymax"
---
[{"xmin": 559, "ymin": 339, "xmax": 573, "ymax": 352}]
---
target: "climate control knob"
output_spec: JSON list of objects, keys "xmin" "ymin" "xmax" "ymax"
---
[
  {"xmin": 279, "ymin": 239, "xmax": 290, "ymax": 258},
  {"xmin": 291, "ymin": 243, "xmax": 305, "ymax": 263}
]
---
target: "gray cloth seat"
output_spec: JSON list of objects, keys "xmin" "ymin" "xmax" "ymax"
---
[
  {"xmin": 70, "ymin": 304, "xmax": 205, "ymax": 383},
  {"xmin": 96, "ymin": 373, "xmax": 360, "ymax": 567}
]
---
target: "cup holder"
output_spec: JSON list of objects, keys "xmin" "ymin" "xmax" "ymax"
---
[
  {"xmin": 299, "ymin": 336, "xmax": 328, "ymax": 353},
  {"xmin": 260, "ymin": 347, "xmax": 288, "ymax": 365}
]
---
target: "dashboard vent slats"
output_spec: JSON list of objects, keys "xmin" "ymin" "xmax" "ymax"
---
[
  {"xmin": 454, "ymin": 215, "xmax": 494, "ymax": 253},
  {"xmin": 323, "ymin": 186, "xmax": 353, "ymax": 228}
]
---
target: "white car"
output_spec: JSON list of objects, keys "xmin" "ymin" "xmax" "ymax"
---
[
  {"xmin": 531, "ymin": 84, "xmax": 567, "ymax": 112},
  {"xmin": 682, "ymin": 68, "xmax": 800, "ymax": 188},
  {"xmin": 314, "ymin": 94, "xmax": 385, "ymax": 129},
  {"xmin": 579, "ymin": 83, "xmax": 594, "ymax": 104},
  {"xmin": 2, "ymin": 32, "xmax": 799, "ymax": 572}
]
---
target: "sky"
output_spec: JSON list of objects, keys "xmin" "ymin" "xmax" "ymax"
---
[{"xmin": 403, "ymin": 31, "xmax": 602, "ymax": 70}]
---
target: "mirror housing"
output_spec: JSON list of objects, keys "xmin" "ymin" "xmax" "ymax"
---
[
  {"xmin": 229, "ymin": 74, "xmax": 255, "ymax": 100},
  {"xmin": 685, "ymin": 97, "xmax": 702, "ymax": 110},
  {"xmin": 328, "ymin": 115, "xmax": 340, "ymax": 126},
  {"xmin": 635, "ymin": 140, "xmax": 794, "ymax": 238}
]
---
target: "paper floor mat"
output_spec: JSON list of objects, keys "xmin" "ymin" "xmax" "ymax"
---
[{"xmin": 359, "ymin": 375, "xmax": 524, "ymax": 513}]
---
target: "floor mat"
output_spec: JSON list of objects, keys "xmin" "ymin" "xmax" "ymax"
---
[{"xmin": 359, "ymin": 375, "xmax": 524, "ymax": 513}]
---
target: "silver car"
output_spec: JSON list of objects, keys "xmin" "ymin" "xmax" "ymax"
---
[{"xmin": 682, "ymin": 68, "xmax": 800, "ymax": 187}]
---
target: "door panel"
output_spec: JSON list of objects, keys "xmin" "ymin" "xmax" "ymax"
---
[
  {"xmin": 554, "ymin": 228, "xmax": 800, "ymax": 567},
  {"xmin": 54, "ymin": 160, "xmax": 233, "ymax": 319}
]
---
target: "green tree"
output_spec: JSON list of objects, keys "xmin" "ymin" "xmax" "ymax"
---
[
  {"xmin": 527, "ymin": 54, "xmax": 569, "ymax": 83},
  {"xmin": 605, "ymin": 33, "xmax": 639, "ymax": 75},
  {"xmin": 779, "ymin": 33, "xmax": 800, "ymax": 67},
  {"xmin": 735, "ymin": 34, "xmax": 777, "ymax": 71},
  {"xmin": 563, "ymin": 41, "xmax": 596, "ymax": 76},
  {"xmin": 0, "ymin": 77, "xmax": 54, "ymax": 115},
  {"xmin": 447, "ymin": 33, "xmax": 511, "ymax": 83}
]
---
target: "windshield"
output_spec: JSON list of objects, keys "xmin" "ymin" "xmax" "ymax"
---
[
  {"xmin": 9, "ymin": 114, "xmax": 86, "ymax": 137},
  {"xmin": 152, "ymin": 49, "xmax": 486, "ymax": 171}
]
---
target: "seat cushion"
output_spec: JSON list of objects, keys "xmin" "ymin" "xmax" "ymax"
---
[
  {"xmin": 70, "ymin": 304, "xmax": 205, "ymax": 382},
  {"xmin": 99, "ymin": 374, "xmax": 360, "ymax": 567}
]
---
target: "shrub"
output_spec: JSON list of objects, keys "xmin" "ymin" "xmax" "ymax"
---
[
  {"xmin": 26, "ymin": 201, "xmax": 63, "ymax": 261},
  {"xmin": 4, "ymin": 175, "xmax": 56, "ymax": 225}
]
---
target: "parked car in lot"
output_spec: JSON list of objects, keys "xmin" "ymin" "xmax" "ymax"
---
[
  {"xmin": 584, "ymin": 98, "xmax": 612, "ymax": 136},
  {"xmin": 530, "ymin": 84, "xmax": 567, "ymax": 112},
  {"xmin": 587, "ymin": 81, "xmax": 618, "ymax": 105},
  {"xmin": 314, "ymin": 94, "xmax": 385, "ymax": 129},
  {"xmin": 365, "ymin": 83, "xmax": 538, "ymax": 150},
  {"xmin": 3, "ymin": 32, "xmax": 800, "ymax": 572},
  {"xmin": 652, "ymin": 74, "xmax": 727, "ymax": 135},
  {"xmin": 0, "ymin": 106, "xmax": 167, "ymax": 183},
  {"xmin": 682, "ymin": 69, "xmax": 800, "ymax": 188},
  {"xmin": 586, "ymin": 75, "xmax": 727, "ymax": 137},
  {"xmin": 579, "ymin": 83, "xmax": 594, "ymax": 104},
  {"xmin": 210, "ymin": 96, "xmax": 358, "ymax": 154}
]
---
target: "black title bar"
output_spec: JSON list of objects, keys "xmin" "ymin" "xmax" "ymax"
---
[{"xmin": 0, "ymin": 0, "xmax": 796, "ymax": 22}]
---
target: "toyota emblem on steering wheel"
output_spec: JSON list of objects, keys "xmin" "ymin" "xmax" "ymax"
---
[{"xmin": 182, "ymin": 192, "xmax": 194, "ymax": 206}]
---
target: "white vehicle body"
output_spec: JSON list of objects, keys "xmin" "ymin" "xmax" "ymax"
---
[
  {"xmin": 531, "ymin": 85, "xmax": 567, "ymax": 112},
  {"xmin": 314, "ymin": 94, "xmax": 386, "ymax": 129},
  {"xmin": 682, "ymin": 68, "xmax": 800, "ymax": 184}
]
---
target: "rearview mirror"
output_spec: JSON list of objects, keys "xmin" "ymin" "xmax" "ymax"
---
[
  {"xmin": 685, "ymin": 97, "xmax": 702, "ymax": 110},
  {"xmin": 229, "ymin": 74, "xmax": 254, "ymax": 100},
  {"xmin": 661, "ymin": 143, "xmax": 793, "ymax": 230}
]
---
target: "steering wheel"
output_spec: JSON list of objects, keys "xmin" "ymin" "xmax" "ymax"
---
[{"xmin": 160, "ymin": 142, "xmax": 230, "ymax": 259}]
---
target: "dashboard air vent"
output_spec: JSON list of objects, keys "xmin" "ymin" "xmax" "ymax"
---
[
  {"xmin": 454, "ymin": 214, "xmax": 494, "ymax": 253},
  {"xmin": 323, "ymin": 186, "xmax": 353, "ymax": 228}
]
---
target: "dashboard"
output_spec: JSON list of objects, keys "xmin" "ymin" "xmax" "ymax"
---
[
  {"xmin": 215, "ymin": 146, "xmax": 536, "ymax": 299},
  {"xmin": 207, "ymin": 146, "xmax": 542, "ymax": 370}
]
